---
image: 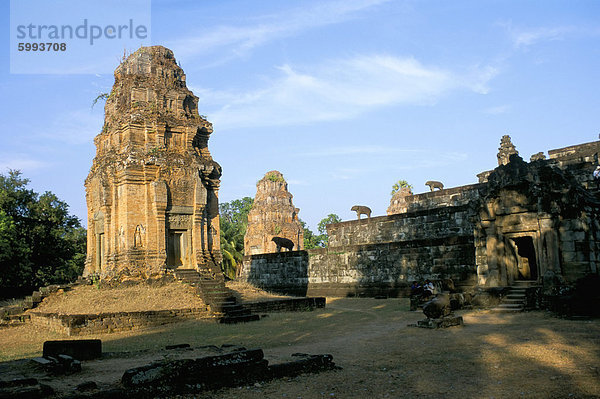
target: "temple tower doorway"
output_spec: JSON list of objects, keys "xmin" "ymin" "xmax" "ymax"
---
[{"xmin": 509, "ymin": 235, "xmax": 538, "ymax": 281}]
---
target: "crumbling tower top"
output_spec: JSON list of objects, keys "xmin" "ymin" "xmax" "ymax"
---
[{"xmin": 497, "ymin": 135, "xmax": 518, "ymax": 166}]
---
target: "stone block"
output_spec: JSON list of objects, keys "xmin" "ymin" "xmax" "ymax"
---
[{"xmin": 43, "ymin": 339, "xmax": 102, "ymax": 360}]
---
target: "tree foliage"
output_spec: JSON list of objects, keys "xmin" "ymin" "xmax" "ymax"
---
[
  {"xmin": 0, "ymin": 170, "xmax": 86, "ymax": 298},
  {"xmin": 300, "ymin": 219, "xmax": 323, "ymax": 249},
  {"xmin": 219, "ymin": 197, "xmax": 253, "ymax": 279},
  {"xmin": 302, "ymin": 213, "xmax": 342, "ymax": 249},
  {"xmin": 391, "ymin": 179, "xmax": 413, "ymax": 196}
]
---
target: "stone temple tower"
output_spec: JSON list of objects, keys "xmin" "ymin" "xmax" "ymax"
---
[
  {"xmin": 84, "ymin": 46, "xmax": 222, "ymax": 279},
  {"xmin": 244, "ymin": 171, "xmax": 304, "ymax": 255}
]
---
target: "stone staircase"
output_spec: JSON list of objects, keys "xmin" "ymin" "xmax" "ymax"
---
[
  {"xmin": 174, "ymin": 269, "xmax": 260, "ymax": 324},
  {"xmin": 491, "ymin": 281, "xmax": 536, "ymax": 313}
]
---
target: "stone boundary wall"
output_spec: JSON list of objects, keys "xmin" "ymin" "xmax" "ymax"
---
[
  {"xmin": 548, "ymin": 140, "xmax": 600, "ymax": 163},
  {"xmin": 401, "ymin": 183, "xmax": 483, "ymax": 212},
  {"xmin": 241, "ymin": 226, "xmax": 477, "ymax": 298},
  {"xmin": 241, "ymin": 203, "xmax": 479, "ymax": 297},
  {"xmin": 241, "ymin": 297, "xmax": 326, "ymax": 313},
  {"xmin": 241, "ymin": 251, "xmax": 310, "ymax": 297},
  {"xmin": 327, "ymin": 203, "xmax": 477, "ymax": 247},
  {"xmin": 29, "ymin": 307, "xmax": 212, "ymax": 336}
]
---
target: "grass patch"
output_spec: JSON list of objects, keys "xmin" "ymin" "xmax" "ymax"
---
[{"xmin": 31, "ymin": 282, "xmax": 205, "ymax": 314}]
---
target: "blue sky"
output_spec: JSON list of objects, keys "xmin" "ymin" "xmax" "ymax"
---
[{"xmin": 1, "ymin": 0, "xmax": 599, "ymax": 231}]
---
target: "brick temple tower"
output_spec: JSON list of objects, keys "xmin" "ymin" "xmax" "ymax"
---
[
  {"xmin": 244, "ymin": 171, "xmax": 304, "ymax": 255},
  {"xmin": 84, "ymin": 46, "xmax": 222, "ymax": 279}
]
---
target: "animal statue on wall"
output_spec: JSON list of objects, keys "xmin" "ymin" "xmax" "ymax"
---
[
  {"xmin": 351, "ymin": 205, "xmax": 371, "ymax": 220},
  {"xmin": 425, "ymin": 180, "xmax": 444, "ymax": 192},
  {"xmin": 272, "ymin": 236, "xmax": 294, "ymax": 252}
]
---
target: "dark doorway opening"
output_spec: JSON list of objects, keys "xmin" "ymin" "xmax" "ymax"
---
[
  {"xmin": 167, "ymin": 230, "xmax": 186, "ymax": 268},
  {"xmin": 511, "ymin": 236, "xmax": 538, "ymax": 280}
]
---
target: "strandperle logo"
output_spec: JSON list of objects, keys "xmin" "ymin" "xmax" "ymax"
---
[{"xmin": 15, "ymin": 19, "xmax": 148, "ymax": 45}]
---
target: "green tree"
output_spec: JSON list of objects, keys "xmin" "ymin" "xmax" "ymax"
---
[
  {"xmin": 0, "ymin": 170, "xmax": 87, "ymax": 298},
  {"xmin": 391, "ymin": 179, "xmax": 413, "ymax": 196},
  {"xmin": 300, "ymin": 219, "xmax": 324, "ymax": 249},
  {"xmin": 300, "ymin": 214, "xmax": 342, "ymax": 249},
  {"xmin": 317, "ymin": 213, "xmax": 342, "ymax": 247},
  {"xmin": 219, "ymin": 197, "xmax": 253, "ymax": 279}
]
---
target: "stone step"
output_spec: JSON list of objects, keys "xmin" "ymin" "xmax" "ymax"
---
[
  {"xmin": 491, "ymin": 307, "xmax": 524, "ymax": 313},
  {"xmin": 221, "ymin": 306, "xmax": 251, "ymax": 317},
  {"xmin": 503, "ymin": 298, "xmax": 524, "ymax": 304},
  {"xmin": 493, "ymin": 304, "xmax": 524, "ymax": 311},
  {"xmin": 506, "ymin": 294, "xmax": 526, "ymax": 300}
]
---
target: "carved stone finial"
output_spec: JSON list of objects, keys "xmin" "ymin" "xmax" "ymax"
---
[
  {"xmin": 497, "ymin": 135, "xmax": 518, "ymax": 166},
  {"xmin": 387, "ymin": 187, "xmax": 413, "ymax": 215}
]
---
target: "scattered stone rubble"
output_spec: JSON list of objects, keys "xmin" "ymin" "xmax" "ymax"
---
[{"xmin": 0, "ymin": 340, "xmax": 337, "ymax": 398}]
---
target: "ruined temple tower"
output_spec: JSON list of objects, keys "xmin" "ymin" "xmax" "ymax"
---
[
  {"xmin": 497, "ymin": 134, "xmax": 518, "ymax": 166},
  {"xmin": 84, "ymin": 46, "xmax": 222, "ymax": 279},
  {"xmin": 244, "ymin": 171, "xmax": 304, "ymax": 255}
]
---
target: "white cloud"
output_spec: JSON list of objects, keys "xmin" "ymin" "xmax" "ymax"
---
[
  {"xmin": 512, "ymin": 26, "xmax": 572, "ymax": 48},
  {"xmin": 0, "ymin": 154, "xmax": 49, "ymax": 172},
  {"xmin": 42, "ymin": 109, "xmax": 104, "ymax": 145},
  {"xmin": 304, "ymin": 147, "xmax": 467, "ymax": 181},
  {"xmin": 501, "ymin": 22, "xmax": 600, "ymax": 50},
  {"xmin": 483, "ymin": 104, "xmax": 511, "ymax": 115},
  {"xmin": 200, "ymin": 55, "xmax": 496, "ymax": 130},
  {"xmin": 167, "ymin": 0, "xmax": 391, "ymax": 62}
]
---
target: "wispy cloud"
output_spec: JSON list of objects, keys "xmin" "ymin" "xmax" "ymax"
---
[
  {"xmin": 500, "ymin": 22, "xmax": 600, "ymax": 49},
  {"xmin": 483, "ymin": 104, "xmax": 511, "ymax": 115},
  {"xmin": 200, "ymin": 55, "xmax": 496, "ymax": 130},
  {"xmin": 42, "ymin": 109, "xmax": 103, "ymax": 145},
  {"xmin": 167, "ymin": 0, "xmax": 390, "ymax": 63},
  {"xmin": 0, "ymin": 154, "xmax": 50, "ymax": 172},
  {"xmin": 306, "ymin": 147, "xmax": 468, "ymax": 181},
  {"xmin": 513, "ymin": 26, "xmax": 573, "ymax": 48},
  {"xmin": 302, "ymin": 146, "xmax": 421, "ymax": 157}
]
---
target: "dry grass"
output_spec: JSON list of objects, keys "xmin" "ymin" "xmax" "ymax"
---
[
  {"xmin": 30, "ymin": 282, "xmax": 206, "ymax": 314},
  {"xmin": 226, "ymin": 281, "xmax": 291, "ymax": 302}
]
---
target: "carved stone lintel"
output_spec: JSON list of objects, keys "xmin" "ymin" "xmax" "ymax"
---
[{"xmin": 167, "ymin": 214, "xmax": 192, "ymax": 230}]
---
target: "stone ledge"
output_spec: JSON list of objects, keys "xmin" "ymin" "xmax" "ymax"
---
[
  {"xmin": 241, "ymin": 297, "xmax": 325, "ymax": 313},
  {"xmin": 29, "ymin": 307, "xmax": 212, "ymax": 336}
]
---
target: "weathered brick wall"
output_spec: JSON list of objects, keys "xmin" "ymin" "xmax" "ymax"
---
[
  {"xmin": 548, "ymin": 140, "xmax": 600, "ymax": 190},
  {"xmin": 241, "ymin": 203, "xmax": 478, "ymax": 297},
  {"xmin": 402, "ymin": 184, "xmax": 483, "ymax": 212},
  {"xmin": 328, "ymin": 202, "xmax": 477, "ymax": 247},
  {"xmin": 241, "ymin": 297, "xmax": 326, "ymax": 313},
  {"xmin": 241, "ymin": 251, "xmax": 310, "ymax": 296},
  {"xmin": 29, "ymin": 307, "xmax": 212, "ymax": 336}
]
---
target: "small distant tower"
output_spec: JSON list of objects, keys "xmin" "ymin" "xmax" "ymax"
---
[
  {"xmin": 244, "ymin": 171, "xmax": 304, "ymax": 255},
  {"xmin": 497, "ymin": 135, "xmax": 518, "ymax": 166}
]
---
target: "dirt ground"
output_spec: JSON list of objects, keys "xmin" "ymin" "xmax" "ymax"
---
[
  {"xmin": 205, "ymin": 300, "xmax": 600, "ymax": 399},
  {"xmin": 1, "ymin": 298, "xmax": 599, "ymax": 398}
]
